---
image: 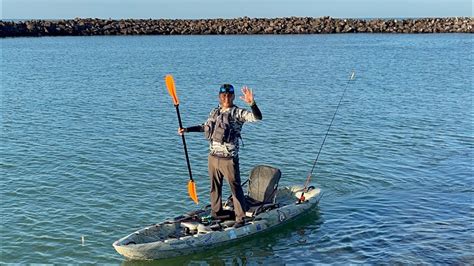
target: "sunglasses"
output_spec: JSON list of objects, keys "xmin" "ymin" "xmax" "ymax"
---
[{"xmin": 219, "ymin": 84, "xmax": 234, "ymax": 94}]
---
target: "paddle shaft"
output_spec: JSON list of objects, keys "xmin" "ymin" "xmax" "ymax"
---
[{"xmin": 175, "ymin": 105, "xmax": 194, "ymax": 182}]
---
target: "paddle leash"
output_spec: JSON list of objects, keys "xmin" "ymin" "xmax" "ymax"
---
[
  {"xmin": 299, "ymin": 71, "xmax": 356, "ymax": 203},
  {"xmin": 165, "ymin": 74, "xmax": 199, "ymax": 204}
]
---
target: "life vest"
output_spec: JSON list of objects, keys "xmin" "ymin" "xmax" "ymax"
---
[{"xmin": 203, "ymin": 106, "xmax": 241, "ymax": 144}]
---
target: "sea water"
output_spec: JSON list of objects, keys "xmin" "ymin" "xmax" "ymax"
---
[{"xmin": 1, "ymin": 34, "xmax": 472, "ymax": 264}]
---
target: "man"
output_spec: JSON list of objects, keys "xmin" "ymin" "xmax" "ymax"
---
[{"xmin": 178, "ymin": 84, "xmax": 262, "ymax": 227}]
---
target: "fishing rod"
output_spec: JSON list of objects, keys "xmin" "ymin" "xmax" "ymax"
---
[{"xmin": 299, "ymin": 70, "xmax": 356, "ymax": 203}]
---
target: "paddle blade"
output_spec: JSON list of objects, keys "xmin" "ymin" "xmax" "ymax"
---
[
  {"xmin": 165, "ymin": 74, "xmax": 179, "ymax": 105},
  {"xmin": 188, "ymin": 180, "xmax": 199, "ymax": 204}
]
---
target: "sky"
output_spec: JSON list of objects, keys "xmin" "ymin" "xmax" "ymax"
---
[{"xmin": 1, "ymin": 0, "xmax": 472, "ymax": 19}]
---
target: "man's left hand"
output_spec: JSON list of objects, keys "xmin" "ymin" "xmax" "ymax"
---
[{"xmin": 240, "ymin": 86, "xmax": 255, "ymax": 105}]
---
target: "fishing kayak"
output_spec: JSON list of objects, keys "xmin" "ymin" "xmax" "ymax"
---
[{"xmin": 112, "ymin": 165, "xmax": 322, "ymax": 260}]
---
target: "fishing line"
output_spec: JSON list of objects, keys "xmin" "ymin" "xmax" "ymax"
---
[{"xmin": 299, "ymin": 70, "xmax": 356, "ymax": 202}]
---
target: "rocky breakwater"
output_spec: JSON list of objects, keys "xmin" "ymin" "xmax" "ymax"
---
[{"xmin": 1, "ymin": 17, "xmax": 473, "ymax": 37}]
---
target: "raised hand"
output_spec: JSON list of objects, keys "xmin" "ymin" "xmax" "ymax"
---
[{"xmin": 239, "ymin": 86, "xmax": 254, "ymax": 105}]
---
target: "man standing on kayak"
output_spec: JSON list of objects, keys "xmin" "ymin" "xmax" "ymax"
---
[{"xmin": 178, "ymin": 84, "xmax": 262, "ymax": 227}]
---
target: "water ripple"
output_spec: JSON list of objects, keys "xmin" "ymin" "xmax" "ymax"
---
[{"xmin": 1, "ymin": 34, "xmax": 472, "ymax": 264}]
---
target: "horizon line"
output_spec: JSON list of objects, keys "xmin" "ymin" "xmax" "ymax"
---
[{"xmin": 2, "ymin": 15, "xmax": 472, "ymax": 21}]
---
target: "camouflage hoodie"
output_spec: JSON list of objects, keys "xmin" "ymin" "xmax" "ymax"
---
[{"xmin": 186, "ymin": 103, "xmax": 262, "ymax": 158}]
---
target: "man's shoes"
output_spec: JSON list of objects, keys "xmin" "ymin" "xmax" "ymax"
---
[
  {"xmin": 211, "ymin": 211, "xmax": 219, "ymax": 219},
  {"xmin": 212, "ymin": 210, "xmax": 235, "ymax": 220},
  {"xmin": 233, "ymin": 221, "xmax": 245, "ymax": 228}
]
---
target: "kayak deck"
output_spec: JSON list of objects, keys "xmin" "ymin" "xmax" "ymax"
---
[{"xmin": 113, "ymin": 186, "xmax": 321, "ymax": 260}]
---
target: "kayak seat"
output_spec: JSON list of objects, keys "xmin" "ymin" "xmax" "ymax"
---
[
  {"xmin": 225, "ymin": 165, "xmax": 281, "ymax": 217},
  {"xmin": 247, "ymin": 165, "xmax": 281, "ymax": 203},
  {"xmin": 245, "ymin": 165, "xmax": 281, "ymax": 216}
]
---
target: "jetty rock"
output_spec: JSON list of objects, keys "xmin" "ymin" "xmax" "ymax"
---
[{"xmin": 1, "ymin": 17, "xmax": 472, "ymax": 37}]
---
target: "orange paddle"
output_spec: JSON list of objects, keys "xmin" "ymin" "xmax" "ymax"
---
[{"xmin": 165, "ymin": 74, "xmax": 198, "ymax": 204}]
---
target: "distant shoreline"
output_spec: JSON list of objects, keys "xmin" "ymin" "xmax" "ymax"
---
[{"xmin": 1, "ymin": 16, "xmax": 472, "ymax": 37}]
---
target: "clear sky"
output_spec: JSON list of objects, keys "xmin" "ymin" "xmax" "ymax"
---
[{"xmin": 1, "ymin": 0, "xmax": 472, "ymax": 19}]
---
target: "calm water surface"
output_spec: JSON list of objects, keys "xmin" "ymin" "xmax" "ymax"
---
[{"xmin": 1, "ymin": 34, "xmax": 473, "ymax": 264}]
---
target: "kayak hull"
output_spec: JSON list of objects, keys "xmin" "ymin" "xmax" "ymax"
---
[{"xmin": 113, "ymin": 186, "xmax": 321, "ymax": 260}]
